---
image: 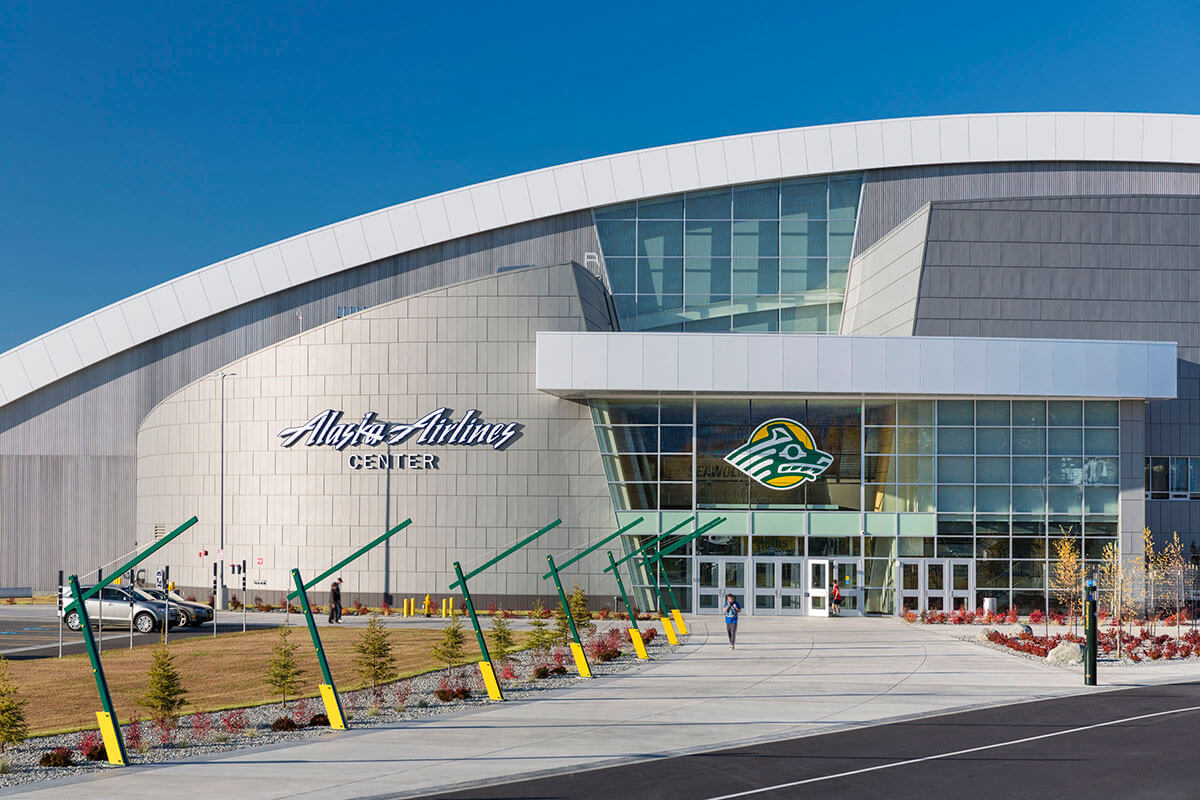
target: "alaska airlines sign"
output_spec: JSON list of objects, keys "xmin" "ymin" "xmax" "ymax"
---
[
  {"xmin": 724, "ymin": 418, "xmax": 833, "ymax": 489},
  {"xmin": 277, "ymin": 408, "xmax": 522, "ymax": 451}
]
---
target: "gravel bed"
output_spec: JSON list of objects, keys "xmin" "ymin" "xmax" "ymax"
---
[{"xmin": 0, "ymin": 625, "xmax": 678, "ymax": 790}]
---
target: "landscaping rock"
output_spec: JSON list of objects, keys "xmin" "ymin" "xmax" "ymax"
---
[
  {"xmin": 1010, "ymin": 624, "xmax": 1033, "ymax": 636},
  {"xmin": 1047, "ymin": 640, "xmax": 1084, "ymax": 665},
  {"xmin": 975, "ymin": 628, "xmax": 994, "ymax": 643}
]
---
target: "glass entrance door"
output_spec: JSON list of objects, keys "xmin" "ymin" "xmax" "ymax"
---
[
  {"xmin": 697, "ymin": 558, "xmax": 746, "ymax": 614},
  {"xmin": 832, "ymin": 559, "xmax": 863, "ymax": 616},
  {"xmin": 895, "ymin": 559, "xmax": 976, "ymax": 614},
  {"xmin": 807, "ymin": 559, "xmax": 831, "ymax": 617},
  {"xmin": 948, "ymin": 559, "xmax": 975, "ymax": 611},
  {"xmin": 751, "ymin": 559, "xmax": 807, "ymax": 615}
]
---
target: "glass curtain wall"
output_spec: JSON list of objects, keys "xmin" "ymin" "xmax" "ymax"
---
[{"xmin": 593, "ymin": 174, "xmax": 862, "ymax": 333}]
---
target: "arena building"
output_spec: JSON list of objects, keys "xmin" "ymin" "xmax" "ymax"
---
[{"xmin": 3, "ymin": 112, "xmax": 1199, "ymax": 616}]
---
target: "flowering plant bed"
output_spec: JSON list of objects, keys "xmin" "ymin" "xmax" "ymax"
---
[{"xmin": 980, "ymin": 626, "xmax": 1200, "ymax": 662}]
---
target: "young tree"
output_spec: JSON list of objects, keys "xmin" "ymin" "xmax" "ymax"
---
[
  {"xmin": 526, "ymin": 599, "xmax": 556, "ymax": 652},
  {"xmin": 1160, "ymin": 532, "xmax": 1191, "ymax": 640},
  {"xmin": 264, "ymin": 625, "xmax": 304, "ymax": 708},
  {"xmin": 1050, "ymin": 531, "xmax": 1083, "ymax": 633},
  {"xmin": 488, "ymin": 612, "xmax": 516, "ymax": 660},
  {"xmin": 0, "ymin": 657, "xmax": 28, "ymax": 754},
  {"xmin": 354, "ymin": 613, "xmax": 398, "ymax": 698},
  {"xmin": 139, "ymin": 645, "xmax": 188, "ymax": 726},
  {"xmin": 431, "ymin": 615, "xmax": 466, "ymax": 670},
  {"xmin": 568, "ymin": 583, "xmax": 595, "ymax": 637}
]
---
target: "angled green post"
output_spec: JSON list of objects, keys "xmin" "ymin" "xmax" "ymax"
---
[
  {"xmin": 545, "ymin": 554, "xmax": 592, "ymax": 677},
  {"xmin": 451, "ymin": 560, "xmax": 503, "ymax": 701},
  {"xmin": 540, "ymin": 517, "xmax": 645, "ymax": 580},
  {"xmin": 607, "ymin": 551, "xmax": 650, "ymax": 659},
  {"xmin": 451, "ymin": 519, "xmax": 561, "ymax": 588},
  {"xmin": 292, "ymin": 568, "xmax": 346, "ymax": 730},
  {"xmin": 68, "ymin": 574, "xmax": 128, "ymax": 766}
]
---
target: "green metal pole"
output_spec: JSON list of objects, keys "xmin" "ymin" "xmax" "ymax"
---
[
  {"xmin": 68, "ymin": 574, "xmax": 128, "ymax": 765},
  {"xmin": 541, "ymin": 517, "xmax": 646, "ymax": 579},
  {"xmin": 546, "ymin": 554, "xmax": 584, "ymax": 646},
  {"xmin": 292, "ymin": 569, "xmax": 336, "ymax": 688},
  {"xmin": 451, "ymin": 561, "xmax": 493, "ymax": 664},
  {"xmin": 451, "ymin": 519, "xmax": 562, "ymax": 588},
  {"xmin": 607, "ymin": 551, "xmax": 639, "ymax": 631}
]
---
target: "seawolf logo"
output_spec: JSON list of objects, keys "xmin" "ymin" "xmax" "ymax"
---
[{"xmin": 724, "ymin": 418, "xmax": 833, "ymax": 489}]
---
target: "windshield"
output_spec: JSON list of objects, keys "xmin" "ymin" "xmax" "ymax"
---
[{"xmin": 134, "ymin": 588, "xmax": 165, "ymax": 601}]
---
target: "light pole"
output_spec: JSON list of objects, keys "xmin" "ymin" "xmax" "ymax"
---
[{"xmin": 218, "ymin": 371, "xmax": 236, "ymax": 615}]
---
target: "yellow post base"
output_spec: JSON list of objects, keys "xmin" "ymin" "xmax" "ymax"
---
[
  {"xmin": 569, "ymin": 641, "xmax": 593, "ymax": 678},
  {"xmin": 629, "ymin": 627, "xmax": 649, "ymax": 660},
  {"xmin": 478, "ymin": 660, "xmax": 504, "ymax": 700},
  {"xmin": 671, "ymin": 608, "xmax": 688, "ymax": 635},
  {"xmin": 96, "ymin": 711, "xmax": 125, "ymax": 765},
  {"xmin": 319, "ymin": 683, "xmax": 347, "ymax": 730},
  {"xmin": 661, "ymin": 616, "xmax": 679, "ymax": 645}
]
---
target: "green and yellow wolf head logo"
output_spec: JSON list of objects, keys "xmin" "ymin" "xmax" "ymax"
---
[{"xmin": 724, "ymin": 418, "xmax": 833, "ymax": 489}]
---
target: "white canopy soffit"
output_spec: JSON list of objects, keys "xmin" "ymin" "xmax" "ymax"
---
[
  {"xmin": 5, "ymin": 111, "xmax": 1200, "ymax": 406},
  {"xmin": 535, "ymin": 333, "xmax": 1178, "ymax": 399}
]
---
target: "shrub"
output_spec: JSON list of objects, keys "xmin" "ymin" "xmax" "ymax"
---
[
  {"xmin": 434, "ymin": 675, "xmax": 471, "ymax": 702},
  {"xmin": 139, "ymin": 644, "xmax": 188, "ymax": 727},
  {"xmin": 532, "ymin": 665, "xmax": 550, "ymax": 680},
  {"xmin": 191, "ymin": 712, "xmax": 213, "ymax": 740},
  {"xmin": 354, "ymin": 614, "xmax": 398, "ymax": 697},
  {"xmin": 641, "ymin": 627, "xmax": 656, "ymax": 643},
  {"xmin": 0, "ymin": 657, "xmax": 29, "ymax": 753},
  {"xmin": 125, "ymin": 720, "xmax": 144, "ymax": 751},
  {"xmin": 264, "ymin": 626, "xmax": 304, "ymax": 707},
  {"xmin": 39, "ymin": 747, "xmax": 73, "ymax": 767},
  {"xmin": 219, "ymin": 709, "xmax": 248, "ymax": 735},
  {"xmin": 3, "ymin": 599, "xmax": 12, "ymax": 606},
  {"xmin": 486, "ymin": 602, "xmax": 498, "ymax": 616},
  {"xmin": 431, "ymin": 616, "xmax": 467, "ymax": 670},
  {"xmin": 78, "ymin": 729, "xmax": 104, "ymax": 760},
  {"xmin": 229, "ymin": 596, "xmax": 242, "ymax": 610},
  {"xmin": 308, "ymin": 713, "xmax": 329, "ymax": 727},
  {"xmin": 392, "ymin": 682, "xmax": 412, "ymax": 709},
  {"xmin": 271, "ymin": 716, "xmax": 298, "ymax": 731},
  {"xmin": 0, "ymin": 759, "xmax": 11, "ymax": 773},
  {"xmin": 901, "ymin": 611, "xmax": 918, "ymax": 623},
  {"xmin": 1030, "ymin": 609, "xmax": 1045, "ymax": 625},
  {"xmin": 380, "ymin": 600, "xmax": 391, "ymax": 616},
  {"xmin": 500, "ymin": 661, "xmax": 518, "ymax": 680},
  {"xmin": 584, "ymin": 628, "xmax": 623, "ymax": 662}
]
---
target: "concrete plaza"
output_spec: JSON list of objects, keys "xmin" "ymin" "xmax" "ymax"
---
[{"xmin": 11, "ymin": 616, "xmax": 1197, "ymax": 799}]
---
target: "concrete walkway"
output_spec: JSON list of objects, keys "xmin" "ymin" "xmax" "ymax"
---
[{"xmin": 14, "ymin": 616, "xmax": 1199, "ymax": 799}]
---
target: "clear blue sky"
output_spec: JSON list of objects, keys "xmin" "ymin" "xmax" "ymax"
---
[{"xmin": 2, "ymin": 2, "xmax": 1198, "ymax": 352}]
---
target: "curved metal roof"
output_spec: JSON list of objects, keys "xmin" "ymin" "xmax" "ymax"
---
[{"xmin": 4, "ymin": 111, "xmax": 1200, "ymax": 407}]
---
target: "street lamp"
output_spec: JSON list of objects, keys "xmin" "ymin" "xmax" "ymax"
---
[{"xmin": 218, "ymin": 371, "xmax": 236, "ymax": 614}]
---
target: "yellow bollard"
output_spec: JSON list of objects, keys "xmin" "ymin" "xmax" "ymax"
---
[
  {"xmin": 478, "ymin": 660, "xmax": 503, "ymax": 700},
  {"xmin": 96, "ymin": 711, "xmax": 125, "ymax": 765},
  {"xmin": 629, "ymin": 628, "xmax": 649, "ymax": 660},
  {"xmin": 568, "ymin": 641, "xmax": 593, "ymax": 678},
  {"xmin": 660, "ymin": 616, "xmax": 679, "ymax": 645},
  {"xmin": 318, "ymin": 684, "xmax": 346, "ymax": 730},
  {"xmin": 672, "ymin": 608, "xmax": 688, "ymax": 635}
]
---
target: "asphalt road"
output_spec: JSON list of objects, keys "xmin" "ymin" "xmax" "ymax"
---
[{"xmin": 419, "ymin": 681, "xmax": 1200, "ymax": 800}]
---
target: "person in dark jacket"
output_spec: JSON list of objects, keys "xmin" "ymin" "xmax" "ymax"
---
[{"xmin": 329, "ymin": 579, "xmax": 343, "ymax": 623}]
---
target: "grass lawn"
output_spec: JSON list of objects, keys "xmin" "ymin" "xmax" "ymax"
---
[{"xmin": 8, "ymin": 624, "xmax": 525, "ymax": 736}]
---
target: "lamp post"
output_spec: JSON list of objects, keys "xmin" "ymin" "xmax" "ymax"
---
[{"xmin": 218, "ymin": 371, "xmax": 236, "ymax": 614}]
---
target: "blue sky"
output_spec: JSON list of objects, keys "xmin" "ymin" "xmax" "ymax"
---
[{"xmin": 2, "ymin": 2, "xmax": 1199, "ymax": 351}]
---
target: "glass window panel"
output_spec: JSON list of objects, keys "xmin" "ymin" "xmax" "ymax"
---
[
  {"xmin": 975, "ymin": 400, "xmax": 1010, "ymax": 426},
  {"xmin": 938, "ymin": 456, "xmax": 973, "ymax": 483},
  {"xmin": 1013, "ymin": 428, "xmax": 1046, "ymax": 455},
  {"xmin": 698, "ymin": 536, "xmax": 748, "ymax": 556},
  {"xmin": 937, "ymin": 517, "xmax": 973, "ymax": 535},
  {"xmin": 638, "ymin": 257, "xmax": 684, "ymax": 296},
  {"xmin": 977, "ymin": 537, "xmax": 1010, "ymax": 558},
  {"xmin": 780, "ymin": 178, "xmax": 826, "ymax": 220},
  {"xmin": 1084, "ymin": 401, "xmax": 1119, "ymax": 427},
  {"xmin": 1149, "ymin": 457, "xmax": 1168, "ymax": 494},
  {"xmin": 976, "ymin": 516, "xmax": 1009, "ymax": 535},
  {"xmin": 594, "ymin": 202, "xmax": 636, "ymax": 221},
  {"xmin": 1084, "ymin": 537, "xmax": 1116, "ymax": 560},
  {"xmin": 829, "ymin": 220, "xmax": 855, "ymax": 260},
  {"xmin": 596, "ymin": 220, "xmax": 636, "ymax": 256},
  {"xmin": 697, "ymin": 400, "xmax": 751, "ymax": 427},
  {"xmin": 976, "ymin": 486, "xmax": 1010, "ymax": 514},
  {"xmin": 731, "ymin": 258, "xmax": 779, "ymax": 295},
  {"xmin": 732, "ymin": 183, "xmax": 779, "ymax": 219},
  {"xmin": 660, "ymin": 426, "xmax": 694, "ymax": 453},
  {"xmin": 731, "ymin": 304, "xmax": 780, "ymax": 332},
  {"xmin": 896, "ymin": 427, "xmax": 934, "ymax": 455},
  {"xmin": 807, "ymin": 537, "xmax": 861, "ymax": 557},
  {"xmin": 1080, "ymin": 456, "xmax": 1116, "ymax": 485},
  {"xmin": 864, "ymin": 402, "xmax": 896, "ymax": 426},
  {"xmin": 684, "ymin": 257, "xmax": 731, "ymax": 300},
  {"xmin": 1169, "ymin": 457, "xmax": 1186, "ymax": 493},
  {"xmin": 1013, "ymin": 457, "xmax": 1046, "ymax": 484},
  {"xmin": 897, "ymin": 484, "xmax": 934, "ymax": 512},
  {"xmin": 937, "ymin": 537, "xmax": 973, "ymax": 558},
  {"xmin": 780, "ymin": 258, "xmax": 825, "ymax": 292},
  {"xmin": 1084, "ymin": 519, "xmax": 1117, "ymax": 536},
  {"xmin": 591, "ymin": 401, "xmax": 659, "ymax": 426},
  {"xmin": 1012, "ymin": 561, "xmax": 1045, "ymax": 589},
  {"xmin": 1048, "ymin": 486, "xmax": 1083, "ymax": 514},
  {"xmin": 1012, "ymin": 517, "xmax": 1045, "ymax": 536},
  {"xmin": 753, "ymin": 536, "xmax": 802, "ymax": 556},
  {"xmin": 937, "ymin": 428, "xmax": 973, "ymax": 454},
  {"xmin": 1012, "ymin": 401, "xmax": 1046, "ymax": 426},
  {"xmin": 899, "ymin": 537, "xmax": 934, "ymax": 557},
  {"xmin": 897, "ymin": 401, "xmax": 934, "ymax": 426},
  {"xmin": 637, "ymin": 196, "xmax": 683, "ymax": 219},
  {"xmin": 610, "ymin": 482, "xmax": 656, "ymax": 510},
  {"xmin": 937, "ymin": 485, "xmax": 973, "ymax": 512},
  {"xmin": 828, "ymin": 176, "xmax": 862, "ymax": 218},
  {"xmin": 659, "ymin": 454, "xmax": 693, "ymax": 482},
  {"xmin": 1085, "ymin": 429, "xmax": 1118, "ymax": 455},
  {"xmin": 608, "ymin": 425, "xmax": 659, "ymax": 453},
  {"xmin": 828, "ymin": 260, "xmax": 850, "ymax": 291},
  {"xmin": 613, "ymin": 294, "xmax": 638, "ymax": 323},
  {"xmin": 607, "ymin": 259, "xmax": 637, "ymax": 295},
  {"xmin": 685, "ymin": 221, "xmax": 732, "ymax": 258},
  {"xmin": 659, "ymin": 400, "xmax": 691, "ymax": 425},
  {"xmin": 977, "ymin": 457, "xmax": 1010, "ymax": 483},
  {"xmin": 1048, "ymin": 428, "xmax": 1083, "ymax": 455},
  {"xmin": 637, "ymin": 221, "xmax": 683, "ymax": 257},
  {"xmin": 897, "ymin": 456, "xmax": 935, "ymax": 483},
  {"xmin": 1012, "ymin": 538, "xmax": 1047, "ymax": 559},
  {"xmin": 1191, "ymin": 458, "xmax": 1200, "ymax": 495},
  {"xmin": 780, "ymin": 303, "xmax": 826, "ymax": 333},
  {"xmin": 685, "ymin": 188, "xmax": 731, "ymax": 219},
  {"xmin": 866, "ymin": 428, "xmax": 896, "ymax": 455},
  {"xmin": 1048, "ymin": 457, "xmax": 1083, "ymax": 485},
  {"xmin": 1048, "ymin": 401, "xmax": 1083, "ymax": 426},
  {"xmin": 1084, "ymin": 486, "xmax": 1119, "ymax": 515},
  {"xmin": 660, "ymin": 483, "xmax": 693, "ymax": 510},
  {"xmin": 976, "ymin": 428, "xmax": 1010, "ymax": 455},
  {"xmin": 1012, "ymin": 485, "xmax": 1046, "ymax": 514},
  {"xmin": 938, "ymin": 400, "xmax": 973, "ymax": 426},
  {"xmin": 780, "ymin": 220, "xmax": 827, "ymax": 259},
  {"xmin": 977, "ymin": 561, "xmax": 1010, "ymax": 589},
  {"xmin": 731, "ymin": 221, "xmax": 779, "ymax": 258}
]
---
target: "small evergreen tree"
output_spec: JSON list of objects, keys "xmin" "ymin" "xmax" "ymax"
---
[
  {"xmin": 139, "ymin": 645, "xmax": 188, "ymax": 726},
  {"xmin": 526, "ymin": 599, "xmax": 556, "ymax": 652},
  {"xmin": 0, "ymin": 657, "xmax": 28, "ymax": 753},
  {"xmin": 264, "ymin": 625, "xmax": 304, "ymax": 708},
  {"xmin": 354, "ymin": 613, "xmax": 398, "ymax": 696},
  {"xmin": 568, "ymin": 583, "xmax": 595, "ymax": 636},
  {"xmin": 488, "ymin": 612, "xmax": 516, "ymax": 658},
  {"xmin": 431, "ymin": 615, "xmax": 466, "ymax": 670},
  {"xmin": 552, "ymin": 601, "xmax": 572, "ymax": 645}
]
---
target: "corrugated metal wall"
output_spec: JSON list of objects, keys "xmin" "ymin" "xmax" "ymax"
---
[{"xmin": 0, "ymin": 211, "xmax": 599, "ymax": 591}]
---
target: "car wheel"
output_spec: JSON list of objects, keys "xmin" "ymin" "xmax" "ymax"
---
[
  {"xmin": 134, "ymin": 612, "xmax": 156, "ymax": 634},
  {"xmin": 65, "ymin": 611, "xmax": 82, "ymax": 631},
  {"xmin": 178, "ymin": 610, "xmax": 191, "ymax": 627}
]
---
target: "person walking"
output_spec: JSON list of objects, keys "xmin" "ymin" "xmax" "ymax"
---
[
  {"xmin": 830, "ymin": 581, "xmax": 842, "ymax": 617},
  {"xmin": 723, "ymin": 593, "xmax": 742, "ymax": 649},
  {"xmin": 328, "ymin": 578, "xmax": 343, "ymax": 624}
]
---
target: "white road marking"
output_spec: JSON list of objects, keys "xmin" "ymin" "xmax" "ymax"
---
[{"xmin": 704, "ymin": 704, "xmax": 1200, "ymax": 799}]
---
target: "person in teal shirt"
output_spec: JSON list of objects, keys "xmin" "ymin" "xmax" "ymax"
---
[{"xmin": 723, "ymin": 593, "xmax": 741, "ymax": 649}]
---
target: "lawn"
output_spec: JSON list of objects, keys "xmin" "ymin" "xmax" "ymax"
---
[{"xmin": 7, "ymin": 624, "xmax": 522, "ymax": 735}]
